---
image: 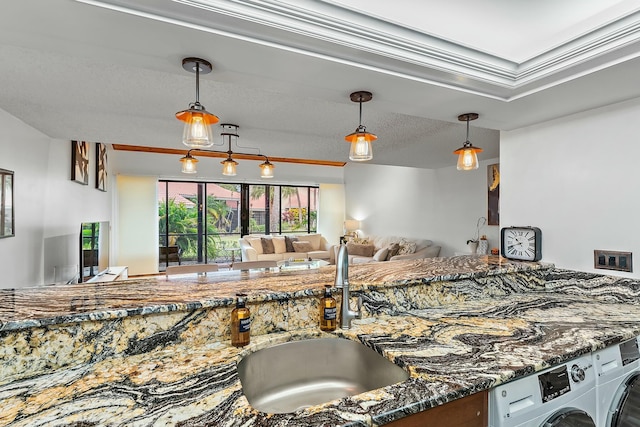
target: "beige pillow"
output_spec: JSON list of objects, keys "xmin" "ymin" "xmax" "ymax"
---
[
  {"xmin": 296, "ymin": 234, "xmax": 321, "ymax": 250},
  {"xmin": 272, "ymin": 236, "xmax": 286, "ymax": 254},
  {"xmin": 346, "ymin": 242, "xmax": 375, "ymax": 257},
  {"xmin": 373, "ymin": 247, "xmax": 389, "ymax": 261},
  {"xmin": 247, "ymin": 237, "xmax": 264, "ymax": 255},
  {"xmin": 397, "ymin": 238, "xmax": 417, "ymax": 255},
  {"xmin": 292, "ymin": 241, "xmax": 314, "ymax": 253},
  {"xmin": 261, "ymin": 237, "xmax": 275, "ymax": 254}
]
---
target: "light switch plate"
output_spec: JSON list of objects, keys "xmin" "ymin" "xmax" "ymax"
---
[{"xmin": 594, "ymin": 250, "xmax": 632, "ymax": 272}]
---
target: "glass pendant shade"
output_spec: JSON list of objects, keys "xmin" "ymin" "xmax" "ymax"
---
[
  {"xmin": 260, "ymin": 159, "xmax": 275, "ymax": 178},
  {"xmin": 221, "ymin": 156, "xmax": 238, "ymax": 176},
  {"xmin": 176, "ymin": 106, "xmax": 218, "ymax": 148},
  {"xmin": 346, "ymin": 131, "xmax": 375, "ymax": 161},
  {"xmin": 454, "ymin": 143, "xmax": 482, "ymax": 170},
  {"xmin": 179, "ymin": 153, "xmax": 198, "ymax": 174}
]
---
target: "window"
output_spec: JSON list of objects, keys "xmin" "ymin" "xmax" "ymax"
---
[{"xmin": 158, "ymin": 181, "xmax": 317, "ymax": 269}]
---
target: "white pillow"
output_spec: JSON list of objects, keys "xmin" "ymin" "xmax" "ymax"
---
[
  {"xmin": 272, "ymin": 236, "xmax": 286, "ymax": 254},
  {"xmin": 247, "ymin": 237, "xmax": 264, "ymax": 254}
]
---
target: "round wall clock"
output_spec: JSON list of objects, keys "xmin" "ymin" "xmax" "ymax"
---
[{"xmin": 500, "ymin": 226, "xmax": 542, "ymax": 261}]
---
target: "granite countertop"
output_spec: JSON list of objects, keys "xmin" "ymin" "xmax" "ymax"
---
[
  {"xmin": 2, "ymin": 257, "xmax": 640, "ymax": 426},
  {"xmin": 0, "ymin": 256, "xmax": 546, "ymax": 331}
]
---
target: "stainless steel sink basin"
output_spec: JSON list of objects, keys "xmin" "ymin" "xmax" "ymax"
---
[{"xmin": 237, "ymin": 338, "xmax": 409, "ymax": 413}]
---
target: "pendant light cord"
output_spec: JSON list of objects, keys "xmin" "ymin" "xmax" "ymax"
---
[{"xmin": 195, "ymin": 61, "xmax": 200, "ymax": 105}]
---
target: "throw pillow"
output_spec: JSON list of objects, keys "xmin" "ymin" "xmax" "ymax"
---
[
  {"xmin": 260, "ymin": 237, "xmax": 275, "ymax": 254},
  {"xmin": 284, "ymin": 236, "xmax": 298, "ymax": 252},
  {"xmin": 297, "ymin": 233, "xmax": 321, "ymax": 250},
  {"xmin": 346, "ymin": 242, "xmax": 375, "ymax": 257},
  {"xmin": 272, "ymin": 236, "xmax": 286, "ymax": 254},
  {"xmin": 423, "ymin": 245, "xmax": 441, "ymax": 258},
  {"xmin": 385, "ymin": 243, "xmax": 401, "ymax": 260},
  {"xmin": 247, "ymin": 237, "xmax": 264, "ymax": 255},
  {"xmin": 372, "ymin": 247, "xmax": 389, "ymax": 261},
  {"xmin": 292, "ymin": 241, "xmax": 314, "ymax": 253},
  {"xmin": 397, "ymin": 238, "xmax": 417, "ymax": 255}
]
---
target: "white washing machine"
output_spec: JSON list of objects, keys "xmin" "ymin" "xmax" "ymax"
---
[
  {"xmin": 489, "ymin": 354, "xmax": 597, "ymax": 427},
  {"xmin": 593, "ymin": 336, "xmax": 640, "ymax": 427}
]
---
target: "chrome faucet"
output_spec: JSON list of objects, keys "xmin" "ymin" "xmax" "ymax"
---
[{"xmin": 334, "ymin": 244, "xmax": 362, "ymax": 329}]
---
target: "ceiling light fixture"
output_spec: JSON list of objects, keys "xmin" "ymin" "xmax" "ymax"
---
[
  {"xmin": 345, "ymin": 91, "xmax": 376, "ymax": 161},
  {"xmin": 176, "ymin": 57, "xmax": 219, "ymax": 149},
  {"xmin": 178, "ymin": 124, "xmax": 275, "ymax": 178},
  {"xmin": 453, "ymin": 113, "xmax": 483, "ymax": 171}
]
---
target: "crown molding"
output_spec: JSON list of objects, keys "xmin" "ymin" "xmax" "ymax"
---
[{"xmin": 77, "ymin": 0, "xmax": 640, "ymax": 100}]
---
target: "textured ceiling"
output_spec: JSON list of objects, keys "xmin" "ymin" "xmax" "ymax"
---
[{"xmin": 0, "ymin": 0, "xmax": 639, "ymax": 169}]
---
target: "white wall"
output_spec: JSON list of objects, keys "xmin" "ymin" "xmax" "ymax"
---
[
  {"xmin": 432, "ymin": 160, "xmax": 500, "ymax": 255},
  {"xmin": 317, "ymin": 183, "xmax": 345, "ymax": 246},
  {"xmin": 344, "ymin": 160, "xmax": 499, "ymax": 256},
  {"xmin": 115, "ymin": 175, "xmax": 158, "ymax": 275},
  {"xmin": 501, "ymin": 97, "xmax": 640, "ymax": 278},
  {"xmin": 0, "ymin": 109, "xmax": 112, "ymax": 287}
]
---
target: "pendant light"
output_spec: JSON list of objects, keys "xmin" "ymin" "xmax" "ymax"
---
[
  {"xmin": 345, "ymin": 91, "xmax": 376, "ymax": 161},
  {"xmin": 176, "ymin": 57, "xmax": 219, "ymax": 149},
  {"xmin": 179, "ymin": 151, "xmax": 198, "ymax": 174},
  {"xmin": 178, "ymin": 123, "xmax": 275, "ymax": 178},
  {"xmin": 259, "ymin": 158, "xmax": 275, "ymax": 178},
  {"xmin": 221, "ymin": 124, "xmax": 239, "ymax": 176},
  {"xmin": 453, "ymin": 113, "xmax": 483, "ymax": 171}
]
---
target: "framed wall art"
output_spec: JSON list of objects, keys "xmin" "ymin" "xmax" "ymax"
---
[
  {"xmin": 95, "ymin": 142, "xmax": 107, "ymax": 192},
  {"xmin": 488, "ymin": 163, "xmax": 500, "ymax": 225},
  {"xmin": 71, "ymin": 140, "xmax": 89, "ymax": 185},
  {"xmin": 0, "ymin": 168, "xmax": 14, "ymax": 238}
]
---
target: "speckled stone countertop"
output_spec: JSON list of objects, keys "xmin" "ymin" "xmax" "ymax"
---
[
  {"xmin": 0, "ymin": 256, "xmax": 546, "ymax": 331},
  {"xmin": 2, "ymin": 256, "xmax": 640, "ymax": 426}
]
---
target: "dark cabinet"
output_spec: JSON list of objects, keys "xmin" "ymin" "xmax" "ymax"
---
[{"xmin": 384, "ymin": 391, "xmax": 487, "ymax": 427}]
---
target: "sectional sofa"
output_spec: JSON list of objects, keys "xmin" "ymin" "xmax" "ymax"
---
[
  {"xmin": 331, "ymin": 235, "xmax": 441, "ymax": 264},
  {"xmin": 239, "ymin": 233, "xmax": 332, "ymax": 263}
]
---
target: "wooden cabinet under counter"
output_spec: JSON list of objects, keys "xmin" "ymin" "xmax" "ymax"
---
[{"xmin": 384, "ymin": 391, "xmax": 487, "ymax": 427}]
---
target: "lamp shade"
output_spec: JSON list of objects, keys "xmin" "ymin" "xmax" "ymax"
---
[
  {"xmin": 344, "ymin": 219, "xmax": 360, "ymax": 232},
  {"xmin": 176, "ymin": 107, "xmax": 218, "ymax": 148},
  {"xmin": 221, "ymin": 156, "xmax": 238, "ymax": 176},
  {"xmin": 454, "ymin": 144, "xmax": 483, "ymax": 170},
  {"xmin": 260, "ymin": 159, "xmax": 275, "ymax": 178},
  {"xmin": 345, "ymin": 130, "xmax": 376, "ymax": 161},
  {"xmin": 179, "ymin": 153, "xmax": 198, "ymax": 174}
]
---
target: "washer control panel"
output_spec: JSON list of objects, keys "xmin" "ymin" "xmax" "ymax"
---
[
  {"xmin": 538, "ymin": 364, "xmax": 571, "ymax": 402},
  {"xmin": 490, "ymin": 354, "xmax": 595, "ymax": 427}
]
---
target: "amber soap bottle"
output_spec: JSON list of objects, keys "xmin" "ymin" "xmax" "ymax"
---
[
  {"xmin": 320, "ymin": 285, "xmax": 337, "ymax": 331},
  {"xmin": 231, "ymin": 293, "xmax": 251, "ymax": 347}
]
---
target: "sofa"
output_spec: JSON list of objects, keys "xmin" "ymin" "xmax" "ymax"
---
[
  {"xmin": 331, "ymin": 235, "xmax": 441, "ymax": 264},
  {"xmin": 239, "ymin": 233, "xmax": 332, "ymax": 262}
]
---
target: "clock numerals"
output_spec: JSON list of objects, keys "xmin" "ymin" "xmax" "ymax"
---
[{"xmin": 501, "ymin": 227, "xmax": 542, "ymax": 261}]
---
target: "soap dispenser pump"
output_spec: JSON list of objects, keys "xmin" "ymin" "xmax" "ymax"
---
[
  {"xmin": 320, "ymin": 285, "xmax": 337, "ymax": 331},
  {"xmin": 231, "ymin": 293, "xmax": 251, "ymax": 347}
]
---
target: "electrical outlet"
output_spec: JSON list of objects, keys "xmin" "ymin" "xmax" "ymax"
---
[{"xmin": 594, "ymin": 250, "xmax": 632, "ymax": 272}]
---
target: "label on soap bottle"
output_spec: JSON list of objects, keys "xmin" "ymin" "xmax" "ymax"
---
[
  {"xmin": 239, "ymin": 317, "xmax": 251, "ymax": 333},
  {"xmin": 324, "ymin": 307, "xmax": 336, "ymax": 320}
]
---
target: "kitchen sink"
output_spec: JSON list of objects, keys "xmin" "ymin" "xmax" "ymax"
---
[{"xmin": 236, "ymin": 337, "xmax": 409, "ymax": 413}]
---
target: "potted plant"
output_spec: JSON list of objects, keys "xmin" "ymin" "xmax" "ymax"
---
[{"xmin": 466, "ymin": 217, "xmax": 486, "ymax": 254}]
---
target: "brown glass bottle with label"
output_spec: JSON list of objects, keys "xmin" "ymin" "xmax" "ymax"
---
[
  {"xmin": 320, "ymin": 285, "xmax": 337, "ymax": 331},
  {"xmin": 231, "ymin": 293, "xmax": 251, "ymax": 347}
]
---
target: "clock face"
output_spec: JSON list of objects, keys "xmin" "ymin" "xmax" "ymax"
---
[{"xmin": 502, "ymin": 227, "xmax": 541, "ymax": 261}]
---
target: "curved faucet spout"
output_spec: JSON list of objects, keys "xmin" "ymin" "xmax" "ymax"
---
[
  {"xmin": 335, "ymin": 244, "xmax": 349, "ymax": 289},
  {"xmin": 334, "ymin": 244, "xmax": 361, "ymax": 329}
]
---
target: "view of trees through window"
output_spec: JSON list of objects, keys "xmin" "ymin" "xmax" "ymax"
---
[{"xmin": 158, "ymin": 181, "xmax": 318, "ymax": 269}]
